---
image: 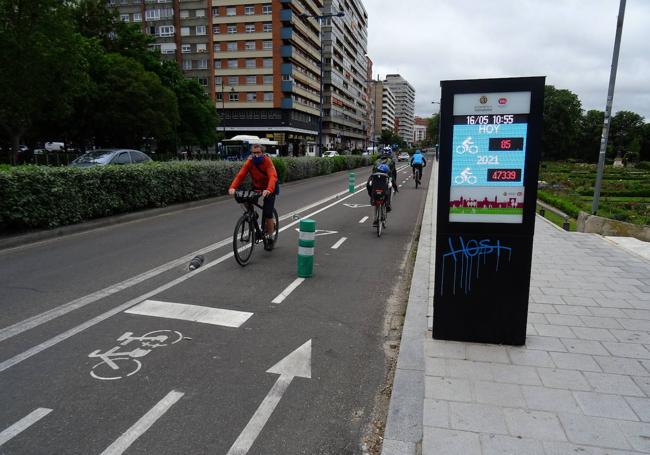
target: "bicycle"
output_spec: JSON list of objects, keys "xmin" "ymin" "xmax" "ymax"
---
[
  {"xmin": 413, "ymin": 165, "xmax": 423, "ymax": 189},
  {"xmin": 454, "ymin": 168, "xmax": 478, "ymax": 185},
  {"xmin": 233, "ymin": 190, "xmax": 279, "ymax": 266},
  {"xmin": 369, "ymin": 173, "xmax": 390, "ymax": 237},
  {"xmin": 455, "ymin": 137, "xmax": 479, "ymax": 154}
]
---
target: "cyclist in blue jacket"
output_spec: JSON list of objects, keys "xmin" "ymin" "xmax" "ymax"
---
[{"xmin": 409, "ymin": 149, "xmax": 426, "ymax": 180}]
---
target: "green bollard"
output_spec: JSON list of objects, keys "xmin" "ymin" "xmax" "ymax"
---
[
  {"xmin": 348, "ymin": 172, "xmax": 356, "ymax": 193},
  {"xmin": 297, "ymin": 219, "xmax": 316, "ymax": 278}
]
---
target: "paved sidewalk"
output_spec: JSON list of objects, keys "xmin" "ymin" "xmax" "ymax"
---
[{"xmin": 383, "ymin": 159, "xmax": 650, "ymax": 454}]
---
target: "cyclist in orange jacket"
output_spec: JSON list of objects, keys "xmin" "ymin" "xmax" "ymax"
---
[{"xmin": 228, "ymin": 144, "xmax": 279, "ymax": 247}]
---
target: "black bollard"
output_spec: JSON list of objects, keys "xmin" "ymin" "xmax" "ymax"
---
[{"xmin": 189, "ymin": 255, "xmax": 205, "ymax": 271}]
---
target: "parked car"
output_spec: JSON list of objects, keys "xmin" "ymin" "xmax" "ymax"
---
[
  {"xmin": 322, "ymin": 150, "xmax": 339, "ymax": 158},
  {"xmin": 44, "ymin": 141, "xmax": 65, "ymax": 152},
  {"xmin": 69, "ymin": 149, "xmax": 152, "ymax": 167},
  {"xmin": 397, "ymin": 152, "xmax": 410, "ymax": 162}
]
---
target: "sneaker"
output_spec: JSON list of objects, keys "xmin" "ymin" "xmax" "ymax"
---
[{"xmin": 264, "ymin": 235, "xmax": 274, "ymax": 251}]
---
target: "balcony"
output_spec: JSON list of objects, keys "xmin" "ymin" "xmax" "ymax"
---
[{"xmin": 281, "ymin": 98, "xmax": 293, "ymax": 109}]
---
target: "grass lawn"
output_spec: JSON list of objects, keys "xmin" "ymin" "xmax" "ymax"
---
[{"xmin": 450, "ymin": 208, "xmax": 522, "ymax": 215}]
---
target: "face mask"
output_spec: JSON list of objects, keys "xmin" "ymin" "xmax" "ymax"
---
[{"xmin": 252, "ymin": 154, "xmax": 264, "ymax": 165}]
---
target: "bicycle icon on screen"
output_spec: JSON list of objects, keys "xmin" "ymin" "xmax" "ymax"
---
[
  {"xmin": 454, "ymin": 168, "xmax": 478, "ymax": 185},
  {"xmin": 455, "ymin": 137, "xmax": 479, "ymax": 154}
]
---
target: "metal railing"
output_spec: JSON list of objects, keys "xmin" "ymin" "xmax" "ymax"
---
[{"xmin": 537, "ymin": 200, "xmax": 570, "ymax": 231}]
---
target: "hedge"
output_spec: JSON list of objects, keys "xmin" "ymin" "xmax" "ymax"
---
[
  {"xmin": 0, "ymin": 156, "xmax": 372, "ymax": 231},
  {"xmin": 537, "ymin": 190, "xmax": 582, "ymax": 219}
]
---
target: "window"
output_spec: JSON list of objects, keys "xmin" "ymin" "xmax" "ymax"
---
[
  {"xmin": 130, "ymin": 151, "xmax": 149, "ymax": 163},
  {"xmin": 180, "ymin": 9, "xmax": 189, "ymax": 18},
  {"xmin": 180, "ymin": 27, "xmax": 190, "ymax": 36},
  {"xmin": 228, "ymin": 76, "xmax": 238, "ymax": 85},
  {"xmin": 263, "ymin": 23, "xmax": 272, "ymax": 32},
  {"xmin": 228, "ymin": 59, "xmax": 238, "ymax": 68},
  {"xmin": 229, "ymin": 92, "xmax": 239, "ymax": 101},
  {"xmin": 215, "ymin": 76, "xmax": 223, "ymax": 85},
  {"xmin": 212, "ymin": 7, "xmax": 219, "ymax": 16},
  {"xmin": 263, "ymin": 40, "xmax": 272, "ymax": 50},
  {"xmin": 181, "ymin": 44, "xmax": 191, "ymax": 53},
  {"xmin": 245, "ymin": 41, "xmax": 256, "ymax": 50},
  {"xmin": 262, "ymin": 5, "xmax": 272, "ymax": 14},
  {"xmin": 160, "ymin": 42, "xmax": 176, "ymax": 54},
  {"xmin": 264, "ymin": 92, "xmax": 273, "ymax": 101},
  {"xmin": 196, "ymin": 43, "xmax": 207, "ymax": 53},
  {"xmin": 263, "ymin": 58, "xmax": 273, "ymax": 68},
  {"xmin": 133, "ymin": 12, "xmax": 141, "ymax": 22},
  {"xmin": 214, "ymin": 60, "xmax": 222, "ymax": 69},
  {"xmin": 245, "ymin": 59, "xmax": 256, "ymax": 68},
  {"xmin": 216, "ymin": 92, "xmax": 223, "ymax": 101},
  {"xmin": 120, "ymin": 14, "xmax": 129, "ymax": 22},
  {"xmin": 246, "ymin": 93, "xmax": 257, "ymax": 101},
  {"xmin": 227, "ymin": 42, "xmax": 237, "ymax": 52},
  {"xmin": 145, "ymin": 9, "xmax": 160, "ymax": 21},
  {"xmin": 227, "ymin": 25, "xmax": 237, "ymax": 34},
  {"xmin": 113, "ymin": 152, "xmax": 131, "ymax": 165},
  {"xmin": 159, "ymin": 25, "xmax": 174, "ymax": 37},
  {"xmin": 213, "ymin": 43, "xmax": 222, "ymax": 52},
  {"xmin": 244, "ymin": 5, "xmax": 254, "ymax": 15},
  {"xmin": 226, "ymin": 7, "xmax": 236, "ymax": 16},
  {"xmin": 149, "ymin": 26, "xmax": 155, "ymax": 35},
  {"xmin": 198, "ymin": 59, "xmax": 208, "ymax": 69},
  {"xmin": 213, "ymin": 25, "xmax": 220, "ymax": 34},
  {"xmin": 195, "ymin": 9, "xmax": 205, "ymax": 18},
  {"xmin": 198, "ymin": 77, "xmax": 208, "ymax": 86},
  {"xmin": 182, "ymin": 60, "xmax": 192, "ymax": 70},
  {"xmin": 246, "ymin": 75, "xmax": 256, "ymax": 84},
  {"xmin": 196, "ymin": 25, "xmax": 206, "ymax": 35},
  {"xmin": 263, "ymin": 75, "xmax": 273, "ymax": 84},
  {"xmin": 245, "ymin": 23, "xmax": 255, "ymax": 33},
  {"xmin": 281, "ymin": 74, "xmax": 291, "ymax": 81}
]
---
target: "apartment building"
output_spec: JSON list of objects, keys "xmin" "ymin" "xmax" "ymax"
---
[
  {"xmin": 384, "ymin": 74, "xmax": 415, "ymax": 145},
  {"xmin": 371, "ymin": 80, "xmax": 396, "ymax": 135},
  {"xmin": 321, "ymin": 0, "xmax": 369, "ymax": 151},
  {"xmin": 413, "ymin": 117, "xmax": 428, "ymax": 144},
  {"xmin": 365, "ymin": 57, "xmax": 375, "ymax": 148},
  {"xmin": 112, "ymin": 0, "xmax": 214, "ymax": 98}
]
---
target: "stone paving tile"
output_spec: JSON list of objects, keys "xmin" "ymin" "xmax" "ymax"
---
[
  {"xmin": 603, "ymin": 342, "xmax": 650, "ymax": 359},
  {"xmin": 557, "ymin": 413, "xmax": 632, "ymax": 450},
  {"xmin": 562, "ymin": 296, "xmax": 601, "ymax": 307},
  {"xmin": 543, "ymin": 440, "xmax": 642, "ymax": 454},
  {"xmin": 584, "ymin": 372, "xmax": 645, "ymax": 396},
  {"xmin": 617, "ymin": 421, "xmax": 650, "ymax": 453},
  {"xmin": 422, "ymin": 399, "xmax": 449, "ymax": 428},
  {"xmin": 611, "ymin": 330, "xmax": 650, "ymax": 344},
  {"xmin": 549, "ymin": 352, "xmax": 602, "ymax": 372},
  {"xmin": 620, "ymin": 319, "xmax": 650, "ymax": 332},
  {"xmin": 534, "ymin": 323, "xmax": 576, "ymax": 338},
  {"xmin": 626, "ymin": 397, "xmax": 650, "ymax": 422},
  {"xmin": 508, "ymin": 348, "xmax": 556, "ymax": 368},
  {"xmin": 527, "ymin": 312, "xmax": 549, "ymax": 324},
  {"xmin": 466, "ymin": 344, "xmax": 510, "ymax": 364},
  {"xmin": 425, "ymin": 357, "xmax": 446, "ymax": 376},
  {"xmin": 561, "ymin": 338, "xmax": 610, "ymax": 356},
  {"xmin": 573, "ymin": 391, "xmax": 640, "ymax": 420},
  {"xmin": 448, "ymin": 402, "xmax": 508, "ymax": 434},
  {"xmin": 623, "ymin": 309, "xmax": 650, "ymax": 320},
  {"xmin": 594, "ymin": 356, "xmax": 650, "ymax": 376},
  {"xmin": 529, "ymin": 303, "xmax": 558, "ymax": 314},
  {"xmin": 426, "ymin": 340, "xmax": 466, "ymax": 359},
  {"xmin": 590, "ymin": 307, "xmax": 628, "ymax": 318},
  {"xmin": 595, "ymin": 297, "xmax": 634, "ymax": 309},
  {"xmin": 631, "ymin": 376, "xmax": 650, "ymax": 396},
  {"xmin": 545, "ymin": 314, "xmax": 586, "ymax": 327},
  {"xmin": 538, "ymin": 368, "xmax": 591, "ymax": 391},
  {"xmin": 473, "ymin": 381, "xmax": 525, "ymax": 407},
  {"xmin": 554, "ymin": 305, "xmax": 592, "ymax": 315},
  {"xmin": 521, "ymin": 386, "xmax": 582, "ymax": 413},
  {"xmin": 579, "ymin": 316, "xmax": 625, "ymax": 329},
  {"xmin": 491, "ymin": 364, "xmax": 542, "ymax": 386},
  {"xmin": 572, "ymin": 327, "xmax": 618, "ymax": 342},
  {"xmin": 422, "ymin": 428, "xmax": 481, "ymax": 455},
  {"xmin": 525, "ymin": 335, "xmax": 566, "ymax": 352},
  {"xmin": 445, "ymin": 359, "xmax": 494, "ymax": 381},
  {"xmin": 425, "ymin": 376, "xmax": 473, "ymax": 402},
  {"xmin": 503, "ymin": 408, "xmax": 567, "ymax": 441},
  {"xmin": 479, "ymin": 434, "xmax": 545, "ymax": 455}
]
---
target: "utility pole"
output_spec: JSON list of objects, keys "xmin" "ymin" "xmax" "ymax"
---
[{"xmin": 592, "ymin": 0, "xmax": 626, "ymax": 214}]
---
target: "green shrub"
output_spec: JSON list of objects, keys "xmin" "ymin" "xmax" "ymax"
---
[
  {"xmin": 0, "ymin": 156, "xmax": 371, "ymax": 231},
  {"xmin": 637, "ymin": 161, "xmax": 650, "ymax": 170},
  {"xmin": 537, "ymin": 190, "xmax": 582, "ymax": 218}
]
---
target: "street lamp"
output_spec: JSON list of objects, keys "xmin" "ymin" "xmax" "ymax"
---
[
  {"xmin": 299, "ymin": 10, "xmax": 345, "ymax": 157},
  {"xmin": 432, "ymin": 100, "xmax": 441, "ymax": 160}
]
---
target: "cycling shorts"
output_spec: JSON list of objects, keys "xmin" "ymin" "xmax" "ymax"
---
[{"xmin": 262, "ymin": 193, "xmax": 276, "ymax": 219}]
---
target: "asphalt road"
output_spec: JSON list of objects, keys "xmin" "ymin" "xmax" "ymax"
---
[{"xmin": 0, "ymin": 161, "xmax": 431, "ymax": 455}]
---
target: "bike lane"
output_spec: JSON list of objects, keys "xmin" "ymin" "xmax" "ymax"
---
[{"xmin": 0, "ymin": 163, "xmax": 428, "ymax": 454}]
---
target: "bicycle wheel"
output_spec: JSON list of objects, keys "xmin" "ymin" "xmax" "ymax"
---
[
  {"xmin": 233, "ymin": 215, "xmax": 255, "ymax": 266},
  {"xmin": 272, "ymin": 208, "xmax": 279, "ymax": 243},
  {"xmin": 376, "ymin": 205, "xmax": 383, "ymax": 237},
  {"xmin": 90, "ymin": 358, "xmax": 142, "ymax": 381},
  {"xmin": 381, "ymin": 204, "xmax": 387, "ymax": 229},
  {"xmin": 415, "ymin": 170, "xmax": 420, "ymax": 189}
]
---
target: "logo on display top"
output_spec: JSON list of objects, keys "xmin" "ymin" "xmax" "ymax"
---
[
  {"xmin": 480, "ymin": 96, "xmax": 488, "ymax": 104},
  {"xmin": 498, "ymin": 98, "xmax": 508, "ymax": 105}
]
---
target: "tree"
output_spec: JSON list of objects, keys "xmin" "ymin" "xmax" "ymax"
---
[
  {"xmin": 542, "ymin": 85, "xmax": 582, "ymax": 160},
  {"xmin": 610, "ymin": 111, "xmax": 645, "ymax": 157},
  {"xmin": 578, "ymin": 110, "xmax": 604, "ymax": 162},
  {"xmin": 426, "ymin": 114, "xmax": 440, "ymax": 147},
  {"xmin": 0, "ymin": 0, "xmax": 88, "ymax": 163},
  {"xmin": 640, "ymin": 123, "xmax": 650, "ymax": 162},
  {"xmin": 379, "ymin": 129, "xmax": 404, "ymax": 148}
]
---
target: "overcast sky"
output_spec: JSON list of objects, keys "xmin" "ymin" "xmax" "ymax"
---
[{"xmin": 365, "ymin": 0, "xmax": 649, "ymax": 121}]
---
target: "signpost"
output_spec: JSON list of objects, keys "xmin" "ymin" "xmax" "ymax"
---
[{"xmin": 433, "ymin": 77, "xmax": 545, "ymax": 345}]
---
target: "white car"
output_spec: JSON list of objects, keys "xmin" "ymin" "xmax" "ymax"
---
[
  {"xmin": 322, "ymin": 150, "xmax": 339, "ymax": 158},
  {"xmin": 45, "ymin": 141, "xmax": 65, "ymax": 151}
]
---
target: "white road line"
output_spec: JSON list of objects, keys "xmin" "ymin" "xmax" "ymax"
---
[
  {"xmin": 331, "ymin": 237, "xmax": 347, "ymax": 250},
  {"xmin": 399, "ymin": 184, "xmax": 403, "ymax": 188},
  {"xmin": 125, "ymin": 300, "xmax": 253, "ymax": 328},
  {"xmin": 0, "ymin": 182, "xmax": 370, "ymax": 344},
  {"xmin": 0, "ymin": 186, "xmax": 369, "ymax": 373},
  {"xmin": 359, "ymin": 216, "xmax": 369, "ymax": 224},
  {"xmin": 0, "ymin": 408, "xmax": 52, "ymax": 447},
  {"xmin": 100, "ymin": 390, "xmax": 184, "ymax": 455},
  {"xmin": 271, "ymin": 278, "xmax": 305, "ymax": 304}
]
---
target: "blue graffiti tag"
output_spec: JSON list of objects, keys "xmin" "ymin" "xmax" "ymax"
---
[{"xmin": 440, "ymin": 237, "xmax": 512, "ymax": 295}]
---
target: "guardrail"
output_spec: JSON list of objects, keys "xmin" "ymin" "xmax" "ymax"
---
[{"xmin": 537, "ymin": 200, "xmax": 570, "ymax": 231}]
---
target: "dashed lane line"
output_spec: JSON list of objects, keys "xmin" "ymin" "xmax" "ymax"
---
[
  {"xmin": 331, "ymin": 237, "xmax": 348, "ymax": 250},
  {"xmin": 359, "ymin": 216, "xmax": 369, "ymax": 224},
  {"xmin": 0, "ymin": 408, "xmax": 52, "ymax": 447},
  {"xmin": 271, "ymin": 278, "xmax": 305, "ymax": 304}
]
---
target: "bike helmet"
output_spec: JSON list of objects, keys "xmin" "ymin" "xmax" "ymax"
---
[{"xmin": 377, "ymin": 164, "xmax": 390, "ymax": 173}]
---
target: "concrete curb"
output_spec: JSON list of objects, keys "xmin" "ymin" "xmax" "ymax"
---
[{"xmin": 382, "ymin": 160, "xmax": 438, "ymax": 454}]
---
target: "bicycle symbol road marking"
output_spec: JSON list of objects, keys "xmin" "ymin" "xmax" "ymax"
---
[{"xmin": 88, "ymin": 330, "xmax": 183, "ymax": 381}]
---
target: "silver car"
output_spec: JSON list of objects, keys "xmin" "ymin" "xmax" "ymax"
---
[{"xmin": 69, "ymin": 149, "xmax": 152, "ymax": 167}]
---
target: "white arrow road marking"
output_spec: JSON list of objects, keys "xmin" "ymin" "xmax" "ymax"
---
[
  {"xmin": 331, "ymin": 237, "xmax": 347, "ymax": 250},
  {"xmin": 100, "ymin": 390, "xmax": 184, "ymax": 455},
  {"xmin": 226, "ymin": 340, "xmax": 312, "ymax": 455},
  {"xmin": 0, "ymin": 186, "xmax": 368, "ymax": 373},
  {"xmin": 0, "ymin": 408, "xmax": 52, "ymax": 447},
  {"xmin": 271, "ymin": 278, "xmax": 305, "ymax": 304},
  {"xmin": 343, "ymin": 203, "xmax": 371, "ymax": 208},
  {"xmin": 359, "ymin": 216, "xmax": 368, "ymax": 224},
  {"xmin": 125, "ymin": 300, "xmax": 252, "ymax": 328},
  {"xmin": 293, "ymin": 229, "xmax": 339, "ymax": 237}
]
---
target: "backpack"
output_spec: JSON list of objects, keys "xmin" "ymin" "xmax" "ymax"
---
[
  {"xmin": 253, "ymin": 157, "xmax": 280, "ymax": 195},
  {"xmin": 412, "ymin": 154, "xmax": 423, "ymax": 165}
]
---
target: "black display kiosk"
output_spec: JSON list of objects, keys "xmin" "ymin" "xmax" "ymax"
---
[{"xmin": 433, "ymin": 76, "xmax": 545, "ymax": 346}]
